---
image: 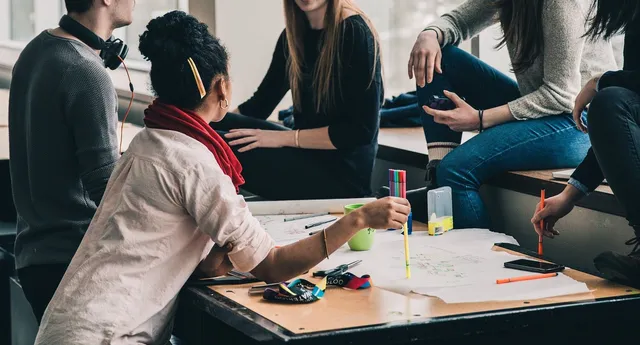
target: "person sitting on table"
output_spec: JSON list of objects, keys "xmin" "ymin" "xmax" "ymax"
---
[
  {"xmin": 532, "ymin": 0, "xmax": 640, "ymax": 288},
  {"xmin": 33, "ymin": 11, "xmax": 410, "ymax": 345},
  {"xmin": 211, "ymin": 0, "xmax": 383, "ymax": 201},
  {"xmin": 406, "ymin": 0, "xmax": 618, "ymax": 229},
  {"xmin": 8, "ymin": 0, "xmax": 134, "ymax": 323}
]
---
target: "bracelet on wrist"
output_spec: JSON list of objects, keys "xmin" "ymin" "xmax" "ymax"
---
[
  {"xmin": 478, "ymin": 109, "xmax": 484, "ymax": 133},
  {"xmin": 422, "ymin": 27, "xmax": 440, "ymax": 42}
]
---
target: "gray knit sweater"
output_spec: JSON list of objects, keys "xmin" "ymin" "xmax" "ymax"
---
[
  {"xmin": 428, "ymin": 0, "xmax": 619, "ymax": 119},
  {"xmin": 9, "ymin": 31, "xmax": 119, "ymax": 269}
]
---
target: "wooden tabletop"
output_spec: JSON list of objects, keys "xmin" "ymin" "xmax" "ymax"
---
[
  {"xmin": 208, "ymin": 224, "xmax": 639, "ymax": 335},
  {"xmin": 510, "ymin": 169, "xmax": 613, "ymax": 195}
]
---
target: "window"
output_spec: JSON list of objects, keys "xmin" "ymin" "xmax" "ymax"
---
[
  {"xmin": 2, "ymin": 0, "xmax": 62, "ymax": 42},
  {"xmin": 361, "ymin": 0, "xmax": 466, "ymax": 96},
  {"xmin": 9, "ymin": 0, "xmax": 35, "ymax": 41},
  {"xmin": 0, "ymin": 0, "xmax": 188, "ymax": 64}
]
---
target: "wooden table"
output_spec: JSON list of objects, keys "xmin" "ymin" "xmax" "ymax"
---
[{"xmin": 173, "ymin": 224, "xmax": 640, "ymax": 345}]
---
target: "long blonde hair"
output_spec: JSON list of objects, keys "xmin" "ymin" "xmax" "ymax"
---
[{"xmin": 283, "ymin": 0, "xmax": 381, "ymax": 114}]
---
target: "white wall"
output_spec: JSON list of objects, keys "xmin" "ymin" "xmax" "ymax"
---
[
  {"xmin": 0, "ymin": 0, "xmax": 10, "ymax": 40},
  {"xmin": 33, "ymin": 0, "xmax": 62, "ymax": 33},
  {"xmin": 214, "ymin": 0, "xmax": 289, "ymax": 111}
]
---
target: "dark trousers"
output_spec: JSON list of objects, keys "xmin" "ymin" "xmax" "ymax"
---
[
  {"xmin": 17, "ymin": 263, "xmax": 69, "ymax": 323},
  {"xmin": 211, "ymin": 113, "xmax": 366, "ymax": 200},
  {"xmin": 588, "ymin": 87, "xmax": 640, "ymax": 233}
]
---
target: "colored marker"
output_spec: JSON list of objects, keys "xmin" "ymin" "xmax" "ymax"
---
[
  {"xmin": 305, "ymin": 217, "xmax": 337, "ymax": 229},
  {"xmin": 539, "ymin": 189, "xmax": 545, "ymax": 256},
  {"xmin": 496, "ymin": 272, "xmax": 558, "ymax": 284}
]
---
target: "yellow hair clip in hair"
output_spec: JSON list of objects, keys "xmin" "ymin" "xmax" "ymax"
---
[{"xmin": 187, "ymin": 57, "xmax": 206, "ymax": 99}]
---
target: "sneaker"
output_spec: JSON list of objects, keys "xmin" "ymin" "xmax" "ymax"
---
[{"xmin": 594, "ymin": 237, "xmax": 640, "ymax": 288}]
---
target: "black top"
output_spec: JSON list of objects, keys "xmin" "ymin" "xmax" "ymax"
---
[
  {"xmin": 571, "ymin": 19, "xmax": 640, "ymax": 192},
  {"xmin": 238, "ymin": 15, "xmax": 383, "ymax": 197}
]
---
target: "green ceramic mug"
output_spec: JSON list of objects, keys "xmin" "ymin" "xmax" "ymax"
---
[{"xmin": 345, "ymin": 203, "xmax": 375, "ymax": 251}]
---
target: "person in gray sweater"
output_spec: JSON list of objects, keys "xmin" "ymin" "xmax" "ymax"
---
[
  {"xmin": 8, "ymin": 0, "xmax": 134, "ymax": 322},
  {"xmin": 407, "ymin": 0, "xmax": 618, "ymax": 229}
]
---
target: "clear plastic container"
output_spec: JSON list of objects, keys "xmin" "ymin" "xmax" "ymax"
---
[
  {"xmin": 428, "ymin": 187, "xmax": 452, "ymax": 219},
  {"xmin": 427, "ymin": 187, "xmax": 453, "ymax": 234}
]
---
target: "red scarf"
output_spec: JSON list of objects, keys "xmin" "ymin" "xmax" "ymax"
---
[{"xmin": 143, "ymin": 100, "xmax": 245, "ymax": 192}]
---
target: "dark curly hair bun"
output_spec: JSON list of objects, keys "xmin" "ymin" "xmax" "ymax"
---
[{"xmin": 139, "ymin": 10, "xmax": 229, "ymax": 109}]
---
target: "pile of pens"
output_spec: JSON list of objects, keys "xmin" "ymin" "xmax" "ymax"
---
[{"xmin": 389, "ymin": 169, "xmax": 411, "ymax": 279}]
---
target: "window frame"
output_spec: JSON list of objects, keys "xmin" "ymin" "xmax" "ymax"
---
[{"xmin": 0, "ymin": 0, "xmax": 196, "ymax": 100}]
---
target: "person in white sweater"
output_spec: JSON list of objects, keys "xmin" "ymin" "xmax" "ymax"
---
[
  {"xmin": 34, "ymin": 11, "xmax": 410, "ymax": 345},
  {"xmin": 407, "ymin": 0, "xmax": 618, "ymax": 229}
]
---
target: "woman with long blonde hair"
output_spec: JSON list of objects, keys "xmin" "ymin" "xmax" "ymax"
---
[{"xmin": 213, "ymin": 0, "xmax": 383, "ymax": 200}]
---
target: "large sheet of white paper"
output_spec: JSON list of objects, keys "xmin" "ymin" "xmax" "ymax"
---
[
  {"xmin": 311, "ymin": 229, "xmax": 590, "ymax": 303},
  {"xmin": 251, "ymin": 198, "xmax": 590, "ymax": 303}
]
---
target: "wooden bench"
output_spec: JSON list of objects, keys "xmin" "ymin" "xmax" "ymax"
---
[{"xmin": 377, "ymin": 127, "xmax": 622, "ymax": 217}]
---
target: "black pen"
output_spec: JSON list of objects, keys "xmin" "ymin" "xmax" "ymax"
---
[{"xmin": 304, "ymin": 217, "xmax": 337, "ymax": 229}]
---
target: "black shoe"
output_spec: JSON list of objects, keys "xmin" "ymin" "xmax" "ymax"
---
[
  {"xmin": 594, "ymin": 237, "xmax": 640, "ymax": 288},
  {"xmin": 425, "ymin": 159, "xmax": 441, "ymax": 190}
]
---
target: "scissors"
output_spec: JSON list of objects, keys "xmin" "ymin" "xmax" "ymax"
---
[{"xmin": 312, "ymin": 260, "xmax": 362, "ymax": 277}]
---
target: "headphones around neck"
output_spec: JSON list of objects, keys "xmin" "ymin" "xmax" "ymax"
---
[{"xmin": 59, "ymin": 15, "xmax": 129, "ymax": 70}]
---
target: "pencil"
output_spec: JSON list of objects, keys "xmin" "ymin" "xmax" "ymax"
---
[
  {"xmin": 284, "ymin": 212, "xmax": 329, "ymax": 222},
  {"xmin": 496, "ymin": 272, "xmax": 558, "ymax": 284},
  {"xmin": 538, "ymin": 189, "xmax": 545, "ymax": 256},
  {"xmin": 304, "ymin": 217, "xmax": 337, "ymax": 229},
  {"xmin": 400, "ymin": 170, "xmax": 411, "ymax": 279}
]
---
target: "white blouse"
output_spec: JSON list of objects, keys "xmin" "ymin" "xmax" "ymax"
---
[{"xmin": 35, "ymin": 128, "xmax": 275, "ymax": 345}]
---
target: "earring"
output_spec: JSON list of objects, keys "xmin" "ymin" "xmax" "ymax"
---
[{"xmin": 220, "ymin": 99, "xmax": 229, "ymax": 109}]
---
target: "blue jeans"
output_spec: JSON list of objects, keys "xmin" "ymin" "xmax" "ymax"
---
[{"xmin": 417, "ymin": 46, "xmax": 591, "ymax": 229}]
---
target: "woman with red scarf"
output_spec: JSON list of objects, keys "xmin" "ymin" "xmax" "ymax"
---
[{"xmin": 34, "ymin": 11, "xmax": 410, "ymax": 345}]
